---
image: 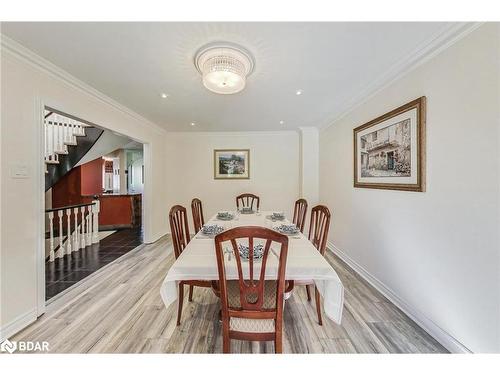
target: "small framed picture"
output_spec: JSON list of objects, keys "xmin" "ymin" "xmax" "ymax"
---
[
  {"xmin": 354, "ymin": 97, "xmax": 426, "ymax": 192},
  {"xmin": 214, "ymin": 149, "xmax": 250, "ymax": 179}
]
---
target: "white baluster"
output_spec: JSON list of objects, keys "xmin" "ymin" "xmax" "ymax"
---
[
  {"xmin": 73, "ymin": 207, "xmax": 79, "ymax": 251},
  {"xmin": 86, "ymin": 206, "xmax": 91, "ymax": 244},
  {"xmin": 63, "ymin": 123, "xmax": 68, "ymax": 153},
  {"xmin": 92, "ymin": 200, "xmax": 100, "ymax": 243},
  {"xmin": 58, "ymin": 120, "xmax": 63, "ymax": 152},
  {"xmin": 80, "ymin": 206, "xmax": 86, "ymax": 248},
  {"xmin": 66, "ymin": 208, "xmax": 72, "ymax": 255},
  {"xmin": 70, "ymin": 121, "xmax": 76, "ymax": 143},
  {"xmin": 57, "ymin": 210, "xmax": 64, "ymax": 258},
  {"xmin": 48, "ymin": 212, "xmax": 55, "ymax": 262},
  {"xmin": 47, "ymin": 121, "xmax": 53, "ymax": 161},
  {"xmin": 44, "ymin": 120, "xmax": 48, "ymax": 161},
  {"xmin": 52, "ymin": 116, "xmax": 57, "ymax": 160}
]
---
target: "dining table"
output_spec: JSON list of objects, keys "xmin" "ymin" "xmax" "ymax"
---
[{"xmin": 160, "ymin": 210, "xmax": 344, "ymax": 324}]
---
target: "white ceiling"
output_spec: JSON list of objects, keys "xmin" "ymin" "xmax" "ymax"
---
[{"xmin": 2, "ymin": 22, "xmax": 456, "ymax": 132}]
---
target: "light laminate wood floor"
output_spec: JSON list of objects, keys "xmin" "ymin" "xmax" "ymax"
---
[{"xmin": 14, "ymin": 236, "xmax": 447, "ymax": 353}]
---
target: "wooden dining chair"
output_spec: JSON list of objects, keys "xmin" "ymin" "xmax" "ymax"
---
[
  {"xmin": 191, "ymin": 198, "xmax": 204, "ymax": 233},
  {"xmin": 214, "ymin": 226, "xmax": 289, "ymax": 353},
  {"xmin": 169, "ymin": 205, "xmax": 211, "ymax": 325},
  {"xmin": 236, "ymin": 193, "xmax": 260, "ymax": 211},
  {"xmin": 292, "ymin": 198, "xmax": 308, "ymax": 232},
  {"xmin": 288, "ymin": 205, "xmax": 331, "ymax": 325}
]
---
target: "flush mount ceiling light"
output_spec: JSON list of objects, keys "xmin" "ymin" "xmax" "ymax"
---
[{"xmin": 195, "ymin": 42, "xmax": 254, "ymax": 95}]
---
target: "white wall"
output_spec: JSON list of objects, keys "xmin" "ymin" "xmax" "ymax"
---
[
  {"xmin": 319, "ymin": 24, "xmax": 500, "ymax": 352},
  {"xmin": 0, "ymin": 38, "xmax": 168, "ymax": 339},
  {"xmin": 165, "ymin": 131, "xmax": 301, "ymax": 232},
  {"xmin": 299, "ymin": 127, "xmax": 319, "ymax": 206}
]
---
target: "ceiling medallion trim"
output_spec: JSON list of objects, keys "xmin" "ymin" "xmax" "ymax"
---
[{"xmin": 194, "ymin": 42, "xmax": 255, "ymax": 95}]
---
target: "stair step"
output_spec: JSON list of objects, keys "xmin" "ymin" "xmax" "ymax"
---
[
  {"xmin": 64, "ymin": 141, "xmax": 77, "ymax": 146},
  {"xmin": 55, "ymin": 150, "xmax": 69, "ymax": 155},
  {"xmin": 45, "ymin": 160, "xmax": 60, "ymax": 165}
]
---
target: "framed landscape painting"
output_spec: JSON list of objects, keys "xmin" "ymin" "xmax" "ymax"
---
[
  {"xmin": 214, "ymin": 149, "xmax": 250, "ymax": 179},
  {"xmin": 354, "ymin": 97, "xmax": 426, "ymax": 192}
]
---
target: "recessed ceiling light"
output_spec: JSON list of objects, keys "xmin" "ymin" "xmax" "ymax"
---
[
  {"xmin": 190, "ymin": 122, "xmax": 196, "ymax": 126},
  {"xmin": 279, "ymin": 120, "xmax": 285, "ymax": 125},
  {"xmin": 160, "ymin": 93, "xmax": 168, "ymax": 98},
  {"xmin": 295, "ymin": 89, "xmax": 303, "ymax": 96}
]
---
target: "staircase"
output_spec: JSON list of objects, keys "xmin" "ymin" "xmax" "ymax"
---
[
  {"xmin": 44, "ymin": 109, "xmax": 104, "ymax": 261},
  {"xmin": 44, "ymin": 110, "xmax": 104, "ymax": 191}
]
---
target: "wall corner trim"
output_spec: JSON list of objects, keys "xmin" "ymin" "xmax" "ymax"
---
[
  {"xmin": 0, "ymin": 308, "xmax": 37, "ymax": 342},
  {"xmin": 0, "ymin": 34, "xmax": 167, "ymax": 136},
  {"xmin": 327, "ymin": 241, "xmax": 473, "ymax": 353},
  {"xmin": 319, "ymin": 22, "xmax": 483, "ymax": 132}
]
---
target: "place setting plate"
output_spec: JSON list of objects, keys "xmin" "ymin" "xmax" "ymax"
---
[
  {"xmin": 197, "ymin": 224, "xmax": 225, "ymax": 238},
  {"xmin": 273, "ymin": 224, "xmax": 301, "ymax": 238},
  {"xmin": 216, "ymin": 211, "xmax": 235, "ymax": 221},
  {"xmin": 237, "ymin": 244, "xmax": 264, "ymax": 261},
  {"xmin": 266, "ymin": 211, "xmax": 285, "ymax": 221}
]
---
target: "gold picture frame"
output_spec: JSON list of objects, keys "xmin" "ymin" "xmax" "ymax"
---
[
  {"xmin": 353, "ymin": 97, "xmax": 426, "ymax": 192},
  {"xmin": 214, "ymin": 149, "xmax": 250, "ymax": 180}
]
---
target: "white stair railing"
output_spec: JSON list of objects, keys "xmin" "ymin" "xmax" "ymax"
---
[
  {"xmin": 45, "ymin": 201, "xmax": 100, "ymax": 262},
  {"xmin": 44, "ymin": 111, "xmax": 89, "ymax": 172}
]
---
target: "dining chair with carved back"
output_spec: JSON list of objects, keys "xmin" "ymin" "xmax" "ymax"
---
[
  {"xmin": 286, "ymin": 204, "xmax": 331, "ymax": 325},
  {"xmin": 191, "ymin": 198, "xmax": 205, "ymax": 234},
  {"xmin": 236, "ymin": 193, "xmax": 260, "ymax": 212},
  {"xmin": 292, "ymin": 198, "xmax": 308, "ymax": 232},
  {"xmin": 169, "ymin": 205, "xmax": 212, "ymax": 325},
  {"xmin": 214, "ymin": 226, "xmax": 289, "ymax": 353}
]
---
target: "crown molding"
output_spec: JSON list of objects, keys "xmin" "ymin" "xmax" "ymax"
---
[
  {"xmin": 0, "ymin": 34, "xmax": 167, "ymax": 135},
  {"xmin": 167, "ymin": 130, "xmax": 299, "ymax": 137},
  {"xmin": 319, "ymin": 22, "xmax": 483, "ymax": 131}
]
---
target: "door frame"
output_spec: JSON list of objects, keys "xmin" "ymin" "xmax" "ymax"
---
[{"xmin": 35, "ymin": 98, "xmax": 151, "ymax": 315}]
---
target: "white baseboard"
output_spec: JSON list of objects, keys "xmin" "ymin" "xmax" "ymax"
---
[
  {"xmin": 0, "ymin": 308, "xmax": 37, "ymax": 342},
  {"xmin": 145, "ymin": 231, "xmax": 168, "ymax": 244},
  {"xmin": 328, "ymin": 241, "xmax": 472, "ymax": 353}
]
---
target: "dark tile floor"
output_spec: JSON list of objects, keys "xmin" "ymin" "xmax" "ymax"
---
[{"xmin": 45, "ymin": 228, "xmax": 143, "ymax": 300}]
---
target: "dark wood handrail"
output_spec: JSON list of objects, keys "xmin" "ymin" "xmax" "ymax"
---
[{"xmin": 45, "ymin": 202, "xmax": 96, "ymax": 213}]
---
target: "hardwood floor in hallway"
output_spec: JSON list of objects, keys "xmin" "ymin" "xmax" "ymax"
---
[{"xmin": 15, "ymin": 236, "xmax": 447, "ymax": 353}]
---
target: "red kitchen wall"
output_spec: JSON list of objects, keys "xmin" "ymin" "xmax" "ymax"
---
[
  {"xmin": 81, "ymin": 158, "xmax": 103, "ymax": 196},
  {"xmin": 52, "ymin": 158, "xmax": 103, "ymax": 207}
]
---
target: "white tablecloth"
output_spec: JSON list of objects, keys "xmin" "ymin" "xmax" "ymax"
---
[{"xmin": 160, "ymin": 212, "xmax": 344, "ymax": 324}]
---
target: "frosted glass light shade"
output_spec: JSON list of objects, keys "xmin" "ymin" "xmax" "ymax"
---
[{"xmin": 195, "ymin": 43, "xmax": 254, "ymax": 95}]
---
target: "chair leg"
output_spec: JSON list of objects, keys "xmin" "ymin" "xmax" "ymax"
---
[
  {"xmin": 315, "ymin": 287, "xmax": 323, "ymax": 326},
  {"xmin": 188, "ymin": 285, "xmax": 194, "ymax": 302},
  {"xmin": 177, "ymin": 283, "xmax": 184, "ymax": 326},
  {"xmin": 275, "ymin": 335, "xmax": 283, "ymax": 353},
  {"xmin": 305, "ymin": 285, "xmax": 311, "ymax": 301},
  {"xmin": 222, "ymin": 330, "xmax": 230, "ymax": 353}
]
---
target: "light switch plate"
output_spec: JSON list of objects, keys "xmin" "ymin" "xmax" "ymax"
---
[{"xmin": 10, "ymin": 164, "xmax": 30, "ymax": 179}]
